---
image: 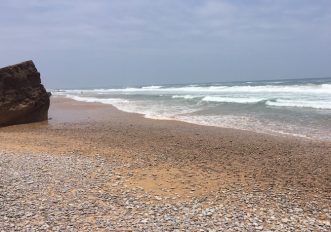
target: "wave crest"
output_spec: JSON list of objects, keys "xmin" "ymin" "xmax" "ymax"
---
[
  {"xmin": 266, "ymin": 99, "xmax": 331, "ymax": 109},
  {"xmin": 202, "ymin": 96, "xmax": 265, "ymax": 103}
]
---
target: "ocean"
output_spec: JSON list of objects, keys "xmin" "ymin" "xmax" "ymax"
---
[{"xmin": 52, "ymin": 78, "xmax": 331, "ymax": 141}]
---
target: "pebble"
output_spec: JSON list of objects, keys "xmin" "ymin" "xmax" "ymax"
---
[
  {"xmin": 155, "ymin": 196, "xmax": 162, "ymax": 201},
  {"xmin": 0, "ymin": 152, "xmax": 330, "ymax": 231}
]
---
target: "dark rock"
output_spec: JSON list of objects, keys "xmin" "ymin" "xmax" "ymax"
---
[{"xmin": 0, "ymin": 60, "xmax": 50, "ymax": 126}]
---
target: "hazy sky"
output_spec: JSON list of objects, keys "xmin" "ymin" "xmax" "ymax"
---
[{"xmin": 1, "ymin": 0, "xmax": 330, "ymax": 88}]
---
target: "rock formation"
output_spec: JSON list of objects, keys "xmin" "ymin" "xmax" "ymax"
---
[{"xmin": 0, "ymin": 60, "xmax": 50, "ymax": 126}]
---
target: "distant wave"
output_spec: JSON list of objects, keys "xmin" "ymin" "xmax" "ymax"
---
[
  {"xmin": 53, "ymin": 82, "xmax": 331, "ymax": 110},
  {"xmin": 172, "ymin": 95, "xmax": 199, "ymax": 99},
  {"xmin": 166, "ymin": 83, "xmax": 331, "ymax": 94},
  {"xmin": 52, "ymin": 79, "xmax": 331, "ymax": 141},
  {"xmin": 266, "ymin": 99, "xmax": 331, "ymax": 109},
  {"xmin": 63, "ymin": 95, "xmax": 129, "ymax": 104},
  {"xmin": 202, "ymin": 96, "xmax": 265, "ymax": 104},
  {"xmin": 63, "ymin": 94, "xmax": 331, "ymax": 110},
  {"xmin": 141, "ymin": 85, "xmax": 163, "ymax": 89},
  {"xmin": 54, "ymin": 83, "xmax": 331, "ymax": 95}
]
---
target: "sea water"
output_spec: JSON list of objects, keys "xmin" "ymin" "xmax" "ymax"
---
[{"xmin": 52, "ymin": 78, "xmax": 331, "ymax": 141}]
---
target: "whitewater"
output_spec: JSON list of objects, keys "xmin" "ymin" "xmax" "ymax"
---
[{"xmin": 52, "ymin": 78, "xmax": 331, "ymax": 141}]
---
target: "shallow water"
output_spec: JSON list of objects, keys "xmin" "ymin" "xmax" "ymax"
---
[{"xmin": 52, "ymin": 78, "xmax": 331, "ymax": 141}]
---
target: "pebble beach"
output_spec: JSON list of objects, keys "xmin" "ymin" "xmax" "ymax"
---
[{"xmin": 1, "ymin": 97, "xmax": 330, "ymax": 231}]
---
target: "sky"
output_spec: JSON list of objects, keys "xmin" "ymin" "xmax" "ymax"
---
[{"xmin": 0, "ymin": 0, "xmax": 330, "ymax": 88}]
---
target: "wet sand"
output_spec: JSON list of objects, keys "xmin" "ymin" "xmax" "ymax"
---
[
  {"xmin": 2, "ymin": 96, "xmax": 330, "ymax": 194},
  {"xmin": 0, "ymin": 97, "xmax": 330, "ymax": 230}
]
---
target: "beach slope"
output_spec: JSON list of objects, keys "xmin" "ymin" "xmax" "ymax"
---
[{"xmin": 0, "ymin": 97, "xmax": 330, "ymax": 231}]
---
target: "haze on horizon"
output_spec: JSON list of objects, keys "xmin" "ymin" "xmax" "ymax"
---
[{"xmin": 0, "ymin": 0, "xmax": 330, "ymax": 89}]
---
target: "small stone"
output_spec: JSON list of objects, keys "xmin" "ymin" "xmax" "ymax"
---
[
  {"xmin": 141, "ymin": 218, "xmax": 148, "ymax": 223},
  {"xmin": 281, "ymin": 218, "xmax": 289, "ymax": 223}
]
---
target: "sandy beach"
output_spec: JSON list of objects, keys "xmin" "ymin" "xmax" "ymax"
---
[{"xmin": 1, "ymin": 97, "xmax": 330, "ymax": 231}]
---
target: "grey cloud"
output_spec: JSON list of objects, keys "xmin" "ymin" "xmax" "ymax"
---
[{"xmin": 0, "ymin": 0, "xmax": 330, "ymax": 88}]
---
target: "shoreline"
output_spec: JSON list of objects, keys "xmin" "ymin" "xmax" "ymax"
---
[
  {"xmin": 56, "ymin": 95, "xmax": 328, "ymax": 143},
  {"xmin": 1, "ymin": 96, "xmax": 330, "ymax": 230},
  {"xmin": 2, "ymin": 96, "xmax": 330, "ymax": 192}
]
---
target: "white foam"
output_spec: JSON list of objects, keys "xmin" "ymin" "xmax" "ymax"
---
[
  {"xmin": 266, "ymin": 99, "xmax": 331, "ymax": 109},
  {"xmin": 64, "ymin": 95, "xmax": 129, "ymax": 104},
  {"xmin": 62, "ymin": 94, "xmax": 200, "ymax": 119},
  {"xmin": 54, "ymin": 83, "xmax": 331, "ymax": 95},
  {"xmin": 177, "ymin": 115, "xmax": 255, "ymax": 129},
  {"xmin": 202, "ymin": 96, "xmax": 265, "ymax": 103},
  {"xmin": 176, "ymin": 115, "xmax": 319, "ymax": 140},
  {"xmin": 141, "ymin": 85, "xmax": 163, "ymax": 89},
  {"xmin": 162, "ymin": 83, "xmax": 330, "ymax": 94},
  {"xmin": 56, "ymin": 92, "xmax": 331, "ymax": 141},
  {"xmin": 53, "ymin": 82, "xmax": 331, "ymax": 109},
  {"xmin": 52, "ymin": 80, "xmax": 331, "ymax": 141},
  {"xmin": 172, "ymin": 95, "xmax": 199, "ymax": 99}
]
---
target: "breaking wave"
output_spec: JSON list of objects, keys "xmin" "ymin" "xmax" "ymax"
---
[
  {"xmin": 201, "ymin": 96, "xmax": 265, "ymax": 104},
  {"xmin": 52, "ymin": 78, "xmax": 331, "ymax": 141},
  {"xmin": 266, "ymin": 99, "xmax": 331, "ymax": 109}
]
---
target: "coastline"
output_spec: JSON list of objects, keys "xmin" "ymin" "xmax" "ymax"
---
[
  {"xmin": 1, "ymin": 96, "xmax": 330, "ymax": 230},
  {"xmin": 56, "ymin": 77, "xmax": 331, "ymax": 142},
  {"xmin": 54, "ymin": 95, "xmax": 328, "ymax": 142},
  {"xmin": 2, "ymin": 96, "xmax": 330, "ymax": 194}
]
